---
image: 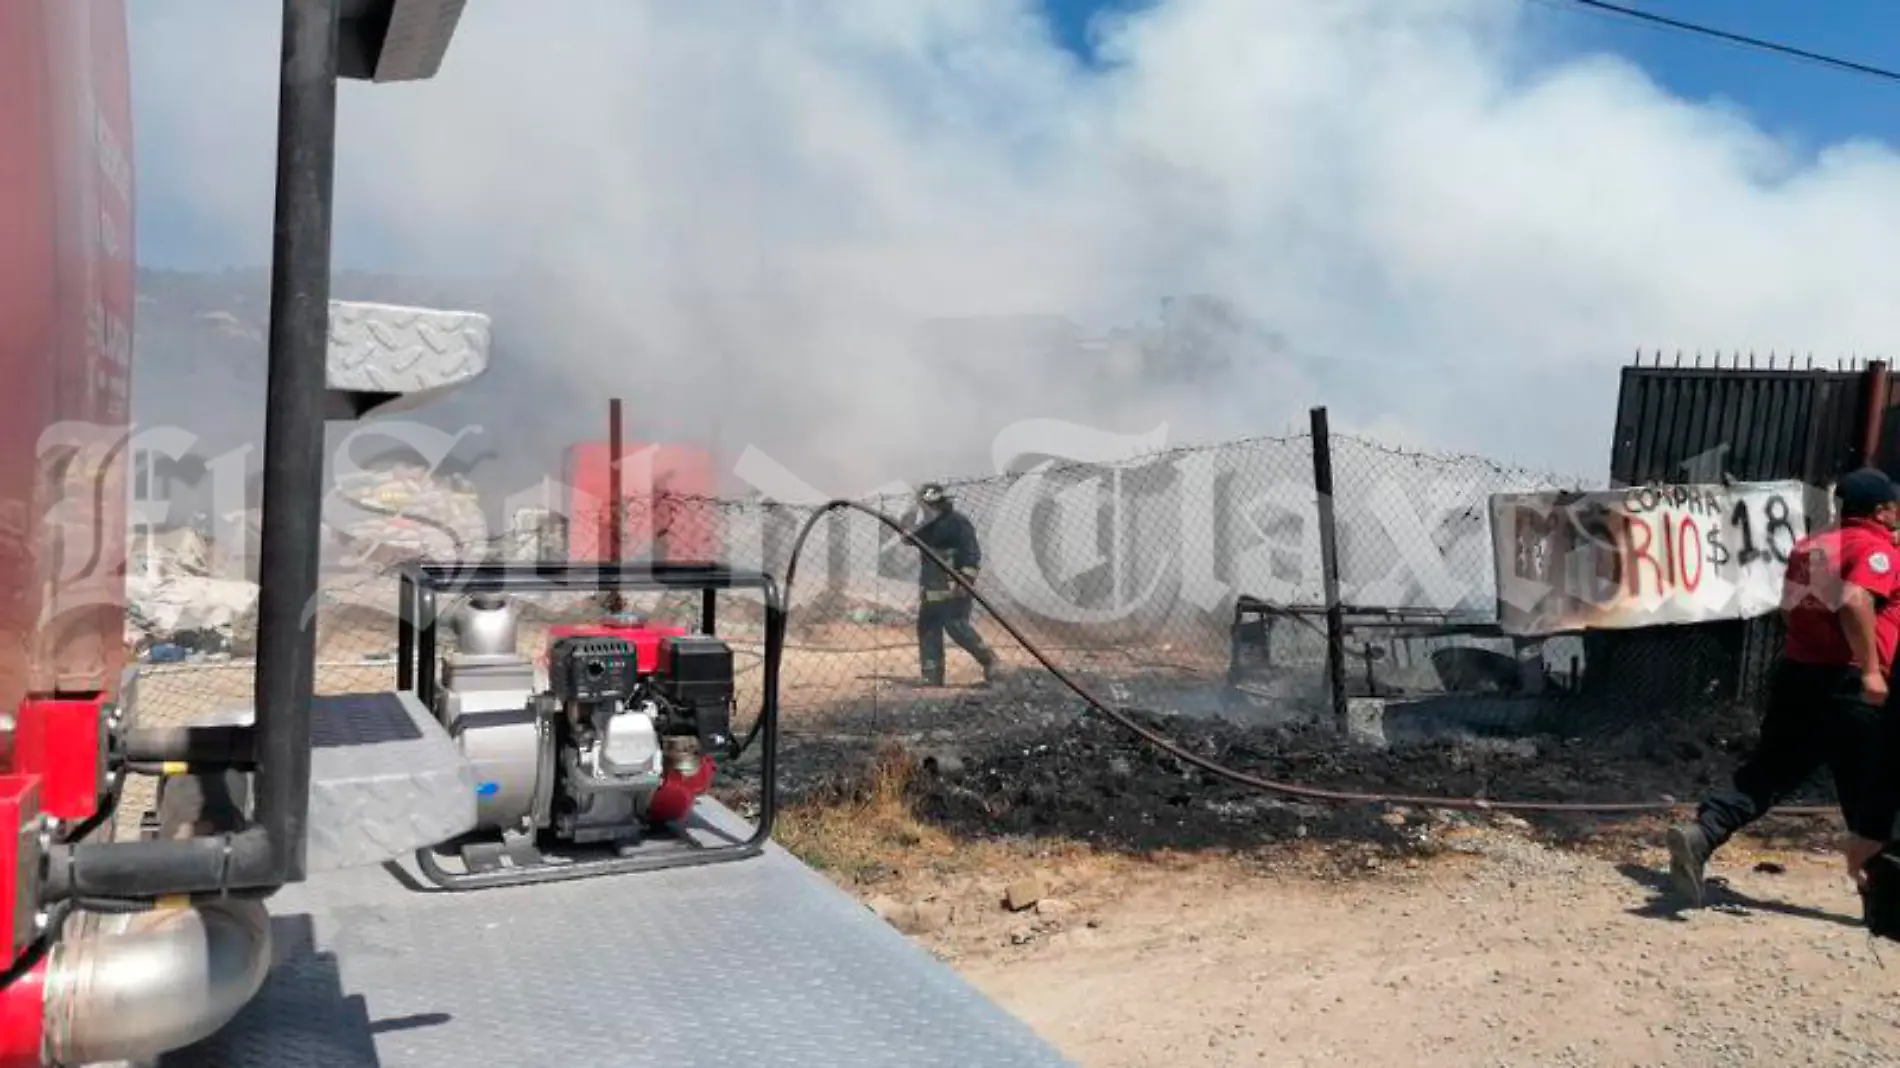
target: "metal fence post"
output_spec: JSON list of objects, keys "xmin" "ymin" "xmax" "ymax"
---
[
  {"xmin": 1310, "ymin": 407, "xmax": 1349, "ymax": 734},
  {"xmin": 1860, "ymin": 360, "xmax": 1891, "ymax": 467}
]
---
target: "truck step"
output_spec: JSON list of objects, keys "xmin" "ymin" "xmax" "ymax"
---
[
  {"xmin": 324, "ymin": 300, "xmax": 491, "ymax": 420},
  {"xmin": 178, "ymin": 691, "xmax": 479, "ymax": 873}
]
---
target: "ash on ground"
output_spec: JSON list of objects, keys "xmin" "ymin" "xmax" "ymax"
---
[{"xmin": 716, "ymin": 670, "xmax": 1832, "ymax": 858}]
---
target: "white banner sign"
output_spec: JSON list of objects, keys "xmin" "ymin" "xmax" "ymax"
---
[{"xmin": 1491, "ymin": 480, "xmax": 1824, "ymax": 636}]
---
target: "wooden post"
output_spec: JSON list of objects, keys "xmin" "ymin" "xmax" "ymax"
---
[
  {"xmin": 1310, "ymin": 406, "xmax": 1349, "ymax": 734},
  {"xmin": 604, "ymin": 397, "xmax": 625, "ymax": 613}
]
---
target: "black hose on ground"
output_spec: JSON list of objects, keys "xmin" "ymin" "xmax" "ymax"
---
[{"xmin": 727, "ymin": 500, "xmax": 1833, "ymax": 819}]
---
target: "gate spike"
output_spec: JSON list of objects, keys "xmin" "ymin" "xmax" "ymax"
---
[
  {"xmin": 1693, "ymin": 351, "xmax": 1703, "ymax": 368},
  {"xmin": 1748, "ymin": 351, "xmax": 1756, "ymax": 370},
  {"xmin": 1674, "ymin": 351, "xmax": 1683, "ymax": 368}
]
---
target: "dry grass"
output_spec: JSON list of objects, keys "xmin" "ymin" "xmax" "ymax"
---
[
  {"xmin": 773, "ymin": 742, "xmax": 971, "ymax": 881},
  {"xmin": 768, "ymin": 741, "xmax": 1173, "ymax": 901}
]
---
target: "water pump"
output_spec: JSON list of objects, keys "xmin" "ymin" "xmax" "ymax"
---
[{"xmin": 417, "ymin": 583, "xmax": 748, "ymax": 885}]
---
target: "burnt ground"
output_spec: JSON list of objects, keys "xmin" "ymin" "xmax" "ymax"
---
[
  {"xmin": 714, "ymin": 666, "xmax": 1840, "ymax": 863},
  {"xmin": 706, "ymin": 657, "xmax": 1882, "ymax": 1068}
]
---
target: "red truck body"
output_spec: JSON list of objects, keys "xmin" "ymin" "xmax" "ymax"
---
[{"xmin": 0, "ymin": 0, "xmax": 135, "ymax": 718}]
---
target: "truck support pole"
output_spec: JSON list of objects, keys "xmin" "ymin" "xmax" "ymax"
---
[{"xmin": 252, "ymin": 0, "xmax": 341, "ymax": 886}]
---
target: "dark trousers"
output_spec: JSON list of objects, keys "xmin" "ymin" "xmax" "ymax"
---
[
  {"xmin": 1696, "ymin": 658, "xmax": 1900, "ymax": 846},
  {"xmin": 917, "ymin": 594, "xmax": 993, "ymax": 682}
]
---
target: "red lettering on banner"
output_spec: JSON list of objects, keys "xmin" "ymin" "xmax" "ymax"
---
[
  {"xmin": 1625, "ymin": 514, "xmax": 1663, "ymax": 596},
  {"xmin": 1677, "ymin": 516, "xmax": 1703, "ymax": 593},
  {"xmin": 1661, "ymin": 511, "xmax": 1676, "ymax": 587}
]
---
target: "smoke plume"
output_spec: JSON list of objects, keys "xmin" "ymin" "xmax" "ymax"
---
[{"xmin": 128, "ymin": 0, "xmax": 1900, "ymax": 491}]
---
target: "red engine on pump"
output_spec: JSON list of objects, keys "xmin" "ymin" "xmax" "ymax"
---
[
  {"xmin": 426, "ymin": 598, "xmax": 736, "ymax": 877},
  {"xmin": 544, "ymin": 617, "xmax": 724, "ymax": 828}
]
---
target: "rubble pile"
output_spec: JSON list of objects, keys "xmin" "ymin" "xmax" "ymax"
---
[
  {"xmin": 125, "ymin": 526, "xmax": 259, "ymax": 661},
  {"xmin": 327, "ymin": 463, "xmax": 490, "ymax": 568}
]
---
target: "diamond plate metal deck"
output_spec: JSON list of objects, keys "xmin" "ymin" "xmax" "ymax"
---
[
  {"xmin": 198, "ymin": 693, "xmax": 479, "ymax": 873},
  {"xmin": 159, "ymin": 801, "xmax": 1075, "ymax": 1068}
]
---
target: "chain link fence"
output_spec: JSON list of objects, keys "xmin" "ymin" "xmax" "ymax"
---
[{"xmin": 127, "ymin": 423, "xmax": 1768, "ymax": 774}]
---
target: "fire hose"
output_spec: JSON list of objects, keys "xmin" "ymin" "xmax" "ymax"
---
[{"xmin": 733, "ymin": 499, "xmax": 1840, "ymax": 820}]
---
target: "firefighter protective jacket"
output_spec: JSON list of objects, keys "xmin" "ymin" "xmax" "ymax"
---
[{"xmin": 912, "ymin": 507, "xmax": 982, "ymax": 594}]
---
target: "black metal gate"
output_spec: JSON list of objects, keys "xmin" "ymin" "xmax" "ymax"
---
[{"xmin": 1601, "ymin": 354, "xmax": 1889, "ymax": 711}]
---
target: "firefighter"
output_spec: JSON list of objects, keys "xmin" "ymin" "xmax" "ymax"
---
[
  {"xmin": 909, "ymin": 482, "xmax": 997, "ymax": 687},
  {"xmin": 1667, "ymin": 467, "xmax": 1900, "ymax": 906}
]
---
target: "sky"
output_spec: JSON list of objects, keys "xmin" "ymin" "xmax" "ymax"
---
[
  {"xmin": 125, "ymin": 0, "xmax": 1900, "ymax": 486},
  {"xmin": 1043, "ymin": 0, "xmax": 1900, "ymax": 151}
]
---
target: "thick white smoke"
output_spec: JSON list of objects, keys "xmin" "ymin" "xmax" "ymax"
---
[{"xmin": 128, "ymin": 0, "xmax": 1900, "ymax": 491}]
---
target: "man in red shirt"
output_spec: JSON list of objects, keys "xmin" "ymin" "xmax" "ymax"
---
[{"xmin": 1668, "ymin": 467, "xmax": 1900, "ymax": 906}]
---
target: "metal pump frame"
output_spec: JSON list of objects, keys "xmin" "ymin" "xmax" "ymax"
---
[{"xmin": 398, "ymin": 560, "xmax": 785, "ymax": 891}]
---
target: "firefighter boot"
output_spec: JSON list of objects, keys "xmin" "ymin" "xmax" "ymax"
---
[{"xmin": 1666, "ymin": 823, "xmax": 1712, "ymax": 907}]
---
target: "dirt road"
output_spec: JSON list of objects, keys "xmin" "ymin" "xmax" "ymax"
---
[{"xmin": 936, "ymin": 828, "xmax": 1900, "ymax": 1068}]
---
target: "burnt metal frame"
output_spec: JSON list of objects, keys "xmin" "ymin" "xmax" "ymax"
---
[
  {"xmin": 1226, "ymin": 597, "xmax": 1508, "ymax": 692},
  {"xmin": 396, "ymin": 560, "xmax": 783, "ymax": 891}
]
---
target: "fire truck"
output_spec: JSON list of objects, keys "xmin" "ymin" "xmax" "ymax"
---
[{"xmin": 0, "ymin": 2, "xmax": 1075, "ymax": 1064}]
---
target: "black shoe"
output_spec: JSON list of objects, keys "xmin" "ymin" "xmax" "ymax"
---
[
  {"xmin": 976, "ymin": 659, "xmax": 996, "ymax": 687},
  {"xmin": 1667, "ymin": 824, "xmax": 1712, "ymax": 907}
]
